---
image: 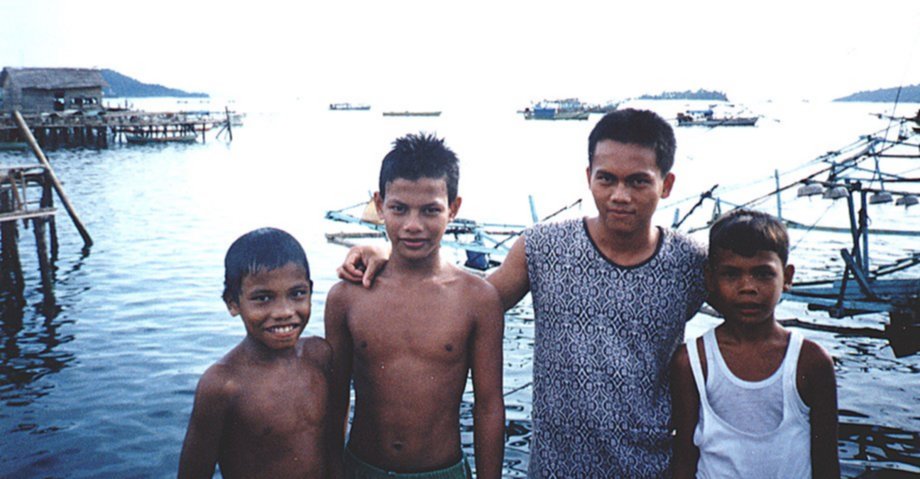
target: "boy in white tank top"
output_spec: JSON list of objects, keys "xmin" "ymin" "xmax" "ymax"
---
[{"xmin": 670, "ymin": 210, "xmax": 840, "ymax": 478}]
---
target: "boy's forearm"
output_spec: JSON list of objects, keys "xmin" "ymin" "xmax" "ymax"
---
[{"xmin": 472, "ymin": 400, "xmax": 505, "ymax": 479}]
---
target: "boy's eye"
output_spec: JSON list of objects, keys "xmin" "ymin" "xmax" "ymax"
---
[
  {"xmin": 251, "ymin": 294, "xmax": 272, "ymax": 303},
  {"xmin": 389, "ymin": 204, "xmax": 407, "ymax": 213},
  {"xmin": 629, "ymin": 177, "xmax": 652, "ymax": 187},
  {"xmin": 291, "ymin": 289, "xmax": 309, "ymax": 299},
  {"xmin": 424, "ymin": 206, "xmax": 443, "ymax": 215}
]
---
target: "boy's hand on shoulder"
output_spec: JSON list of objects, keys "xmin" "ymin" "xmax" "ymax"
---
[{"xmin": 338, "ymin": 245, "xmax": 389, "ymax": 288}]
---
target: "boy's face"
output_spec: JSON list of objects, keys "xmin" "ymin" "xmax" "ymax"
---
[
  {"xmin": 375, "ymin": 177, "xmax": 461, "ymax": 262},
  {"xmin": 227, "ymin": 262, "xmax": 312, "ymax": 350},
  {"xmin": 706, "ymin": 247, "xmax": 794, "ymax": 326},
  {"xmin": 587, "ymin": 140, "xmax": 674, "ymax": 238}
]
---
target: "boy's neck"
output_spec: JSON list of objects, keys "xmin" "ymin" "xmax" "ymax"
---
[
  {"xmin": 718, "ymin": 317, "xmax": 785, "ymax": 343},
  {"xmin": 587, "ymin": 217, "xmax": 659, "ymax": 263},
  {"xmin": 387, "ymin": 250, "xmax": 448, "ymax": 278},
  {"xmin": 241, "ymin": 335, "xmax": 298, "ymax": 362}
]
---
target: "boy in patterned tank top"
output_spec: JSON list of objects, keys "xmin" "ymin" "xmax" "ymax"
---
[{"xmin": 670, "ymin": 209, "xmax": 839, "ymax": 478}]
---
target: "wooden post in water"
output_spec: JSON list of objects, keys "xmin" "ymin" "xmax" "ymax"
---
[
  {"xmin": 224, "ymin": 106, "xmax": 233, "ymax": 141},
  {"xmin": 0, "ymin": 190, "xmax": 25, "ymax": 297},
  {"xmin": 12, "ymin": 111, "xmax": 93, "ymax": 248}
]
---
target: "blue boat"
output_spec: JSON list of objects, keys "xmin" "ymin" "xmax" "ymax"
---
[{"xmin": 523, "ymin": 98, "xmax": 590, "ymax": 121}]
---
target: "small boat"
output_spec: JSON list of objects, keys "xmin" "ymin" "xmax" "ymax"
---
[
  {"xmin": 676, "ymin": 106, "xmax": 758, "ymax": 127},
  {"xmin": 330, "ymin": 103, "xmax": 371, "ymax": 111},
  {"xmin": 382, "ymin": 111, "xmax": 442, "ymax": 117},
  {"xmin": 523, "ymin": 98, "xmax": 590, "ymax": 121},
  {"xmin": 0, "ymin": 141, "xmax": 29, "ymax": 151},
  {"xmin": 125, "ymin": 133, "xmax": 198, "ymax": 144}
]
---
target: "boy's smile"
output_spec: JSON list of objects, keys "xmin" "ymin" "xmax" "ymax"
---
[
  {"xmin": 707, "ymin": 248, "xmax": 794, "ymax": 327},
  {"xmin": 228, "ymin": 262, "xmax": 312, "ymax": 350},
  {"xmin": 587, "ymin": 140, "xmax": 674, "ymax": 239},
  {"xmin": 376, "ymin": 177, "xmax": 461, "ymax": 264}
]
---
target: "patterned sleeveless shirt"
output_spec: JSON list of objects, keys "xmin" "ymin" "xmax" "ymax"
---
[{"xmin": 524, "ymin": 219, "xmax": 707, "ymax": 478}]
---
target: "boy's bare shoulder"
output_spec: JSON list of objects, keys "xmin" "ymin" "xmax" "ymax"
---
[
  {"xmin": 197, "ymin": 352, "xmax": 245, "ymax": 401},
  {"xmin": 798, "ymin": 337, "xmax": 835, "ymax": 378},
  {"xmin": 450, "ymin": 266, "xmax": 501, "ymax": 300},
  {"xmin": 299, "ymin": 335, "xmax": 333, "ymax": 370}
]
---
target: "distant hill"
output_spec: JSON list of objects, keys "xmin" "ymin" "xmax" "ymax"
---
[
  {"xmin": 835, "ymin": 84, "xmax": 920, "ymax": 103},
  {"xmin": 639, "ymin": 89, "xmax": 729, "ymax": 101},
  {"xmin": 101, "ymin": 69, "xmax": 208, "ymax": 98}
]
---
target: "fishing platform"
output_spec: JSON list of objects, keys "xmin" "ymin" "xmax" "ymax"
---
[{"xmin": 670, "ymin": 110, "xmax": 920, "ymax": 356}]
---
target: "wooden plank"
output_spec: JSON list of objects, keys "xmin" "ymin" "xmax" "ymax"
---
[{"xmin": 0, "ymin": 207, "xmax": 57, "ymax": 223}]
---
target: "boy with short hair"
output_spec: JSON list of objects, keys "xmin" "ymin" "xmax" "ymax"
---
[
  {"xmin": 178, "ymin": 227, "xmax": 332, "ymax": 479},
  {"xmin": 670, "ymin": 210, "xmax": 840, "ymax": 478},
  {"xmin": 325, "ymin": 133, "xmax": 505, "ymax": 479}
]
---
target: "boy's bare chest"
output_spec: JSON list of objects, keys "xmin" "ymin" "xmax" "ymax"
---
[
  {"xmin": 347, "ymin": 290, "xmax": 473, "ymax": 363},
  {"xmin": 231, "ymin": 365, "xmax": 328, "ymax": 435}
]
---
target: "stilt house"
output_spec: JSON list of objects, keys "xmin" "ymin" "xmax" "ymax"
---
[{"xmin": 0, "ymin": 67, "xmax": 106, "ymax": 113}]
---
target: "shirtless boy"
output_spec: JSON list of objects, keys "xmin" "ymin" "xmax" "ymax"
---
[
  {"xmin": 325, "ymin": 133, "xmax": 505, "ymax": 479},
  {"xmin": 178, "ymin": 227, "xmax": 332, "ymax": 479}
]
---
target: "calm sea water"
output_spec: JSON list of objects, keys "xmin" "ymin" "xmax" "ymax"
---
[{"xmin": 1, "ymin": 98, "xmax": 918, "ymax": 478}]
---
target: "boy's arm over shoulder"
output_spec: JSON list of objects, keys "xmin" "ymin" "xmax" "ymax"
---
[
  {"xmin": 797, "ymin": 338, "xmax": 840, "ymax": 478},
  {"xmin": 486, "ymin": 235, "xmax": 530, "ymax": 312},
  {"xmin": 467, "ymin": 277, "xmax": 505, "ymax": 479},
  {"xmin": 178, "ymin": 364, "xmax": 237, "ymax": 479},
  {"xmin": 669, "ymin": 343, "xmax": 701, "ymax": 479},
  {"xmin": 324, "ymin": 281, "xmax": 355, "ymax": 479}
]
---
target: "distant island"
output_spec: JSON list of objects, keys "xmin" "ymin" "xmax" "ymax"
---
[
  {"xmin": 639, "ymin": 89, "xmax": 729, "ymax": 101},
  {"xmin": 101, "ymin": 69, "xmax": 209, "ymax": 98},
  {"xmin": 835, "ymin": 84, "xmax": 920, "ymax": 103}
]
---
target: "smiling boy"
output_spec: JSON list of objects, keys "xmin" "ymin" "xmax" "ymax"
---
[
  {"xmin": 325, "ymin": 133, "xmax": 505, "ymax": 479},
  {"xmin": 178, "ymin": 228, "xmax": 332, "ymax": 479}
]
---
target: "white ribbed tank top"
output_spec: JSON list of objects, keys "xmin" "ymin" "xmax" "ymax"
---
[{"xmin": 688, "ymin": 329, "xmax": 812, "ymax": 478}]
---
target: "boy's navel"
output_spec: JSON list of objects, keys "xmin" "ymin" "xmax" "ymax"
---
[{"xmin": 445, "ymin": 344, "xmax": 453, "ymax": 352}]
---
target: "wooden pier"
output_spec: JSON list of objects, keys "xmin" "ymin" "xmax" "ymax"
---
[
  {"xmin": 1, "ymin": 112, "xmax": 94, "ymax": 308},
  {"xmin": 0, "ymin": 164, "xmax": 57, "ymax": 305},
  {"xmin": 0, "ymin": 109, "xmax": 231, "ymax": 149}
]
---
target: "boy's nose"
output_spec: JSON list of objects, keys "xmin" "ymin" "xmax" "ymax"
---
[
  {"xmin": 403, "ymin": 213, "xmax": 423, "ymax": 231},
  {"xmin": 272, "ymin": 298, "xmax": 295, "ymax": 318},
  {"xmin": 609, "ymin": 184, "xmax": 630, "ymax": 203}
]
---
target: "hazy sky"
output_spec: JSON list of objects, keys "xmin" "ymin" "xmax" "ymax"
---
[{"xmin": 2, "ymin": 0, "xmax": 918, "ymax": 106}]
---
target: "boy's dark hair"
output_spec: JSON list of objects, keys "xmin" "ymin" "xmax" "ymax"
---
[
  {"xmin": 222, "ymin": 227, "xmax": 311, "ymax": 303},
  {"xmin": 588, "ymin": 108, "xmax": 676, "ymax": 174},
  {"xmin": 378, "ymin": 132, "xmax": 460, "ymax": 203},
  {"xmin": 709, "ymin": 209, "xmax": 790, "ymax": 265}
]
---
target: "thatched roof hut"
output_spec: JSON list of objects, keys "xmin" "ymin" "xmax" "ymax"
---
[{"xmin": 1, "ymin": 67, "xmax": 107, "ymax": 113}]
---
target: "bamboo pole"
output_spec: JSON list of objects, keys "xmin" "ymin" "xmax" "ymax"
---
[
  {"xmin": 12, "ymin": 111, "xmax": 93, "ymax": 248},
  {"xmin": 224, "ymin": 106, "xmax": 233, "ymax": 141}
]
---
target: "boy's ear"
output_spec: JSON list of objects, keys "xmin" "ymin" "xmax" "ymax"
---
[
  {"xmin": 373, "ymin": 191, "xmax": 383, "ymax": 215},
  {"xmin": 660, "ymin": 172, "xmax": 676, "ymax": 199},
  {"xmin": 226, "ymin": 299, "xmax": 241, "ymax": 317},
  {"xmin": 782, "ymin": 263, "xmax": 796, "ymax": 292},
  {"xmin": 448, "ymin": 196, "xmax": 462, "ymax": 220}
]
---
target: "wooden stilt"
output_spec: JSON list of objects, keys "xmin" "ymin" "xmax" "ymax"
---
[
  {"xmin": 33, "ymin": 216, "xmax": 55, "ymax": 305},
  {"xmin": 13, "ymin": 111, "xmax": 93, "ymax": 248}
]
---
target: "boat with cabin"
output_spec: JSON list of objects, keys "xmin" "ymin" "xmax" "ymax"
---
[
  {"xmin": 330, "ymin": 103, "xmax": 371, "ymax": 111},
  {"xmin": 523, "ymin": 98, "xmax": 590, "ymax": 121},
  {"xmin": 676, "ymin": 104, "xmax": 758, "ymax": 126}
]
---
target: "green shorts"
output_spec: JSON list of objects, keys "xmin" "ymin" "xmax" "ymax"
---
[{"xmin": 343, "ymin": 445, "xmax": 471, "ymax": 479}]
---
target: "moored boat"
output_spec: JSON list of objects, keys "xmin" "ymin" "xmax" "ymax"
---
[
  {"xmin": 330, "ymin": 103, "xmax": 371, "ymax": 111},
  {"xmin": 523, "ymin": 98, "xmax": 590, "ymax": 121},
  {"xmin": 382, "ymin": 111, "xmax": 442, "ymax": 117},
  {"xmin": 125, "ymin": 133, "xmax": 198, "ymax": 144},
  {"xmin": 676, "ymin": 105, "xmax": 758, "ymax": 127}
]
